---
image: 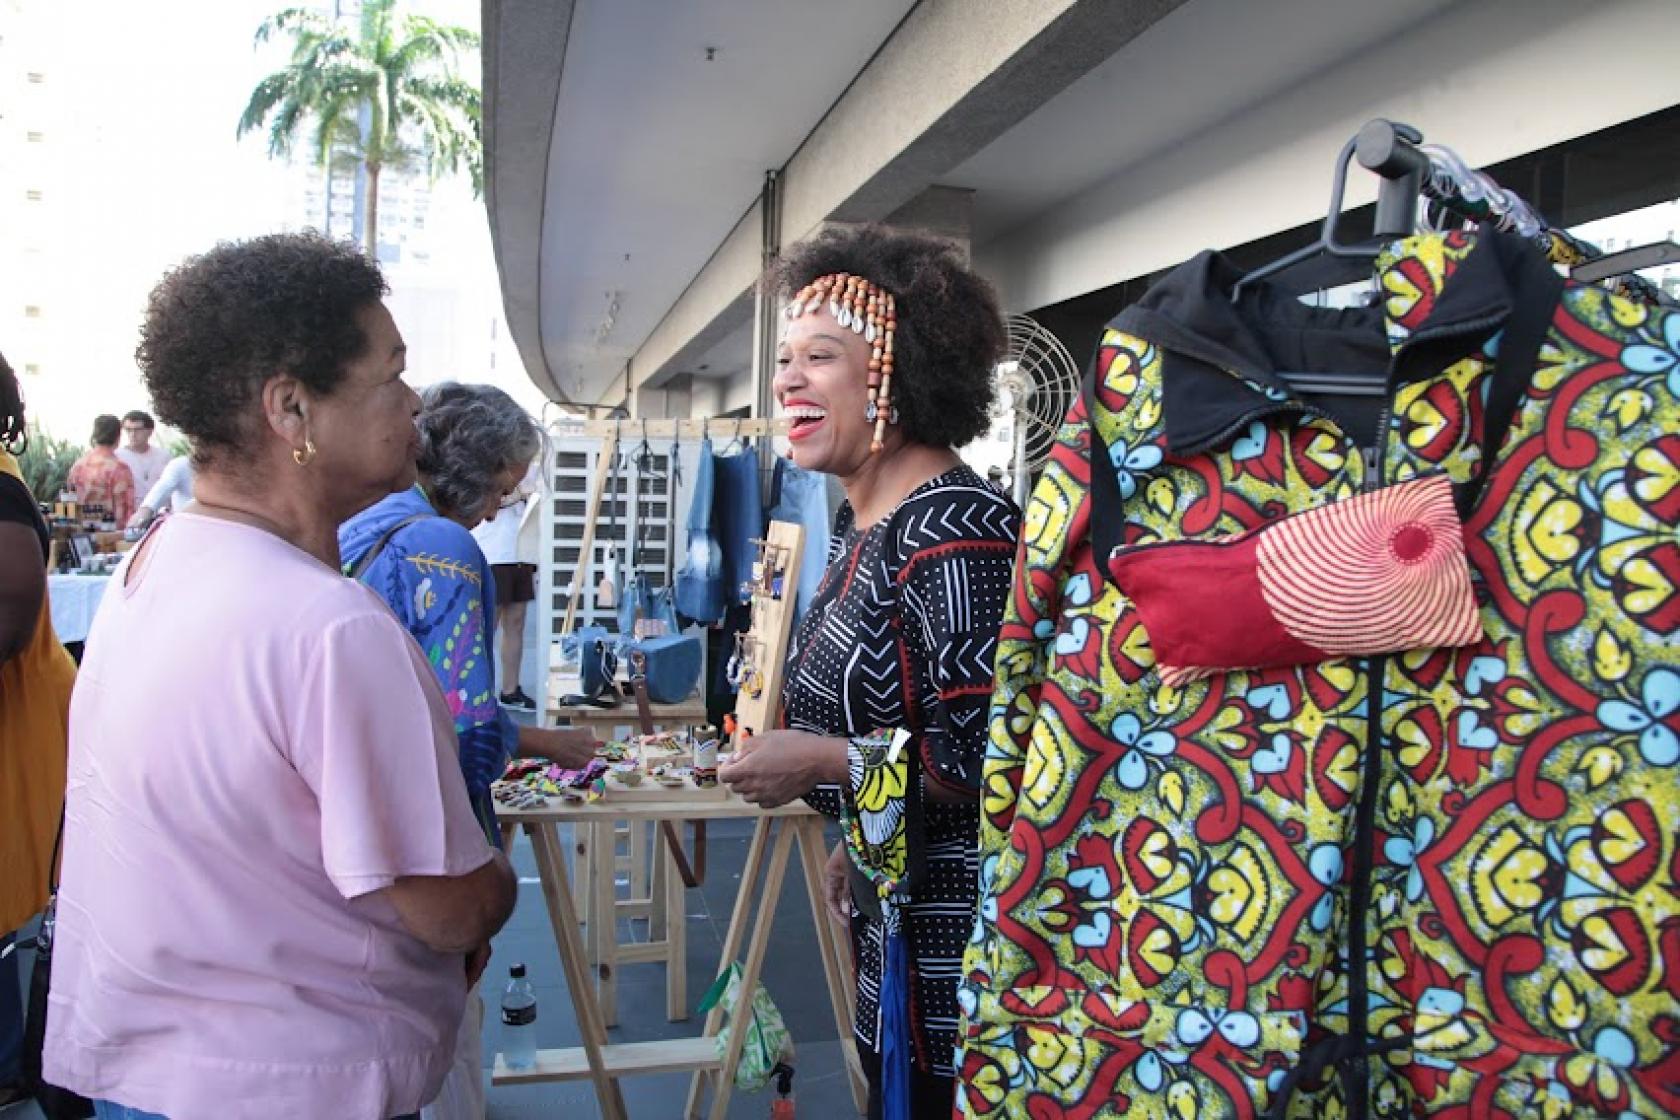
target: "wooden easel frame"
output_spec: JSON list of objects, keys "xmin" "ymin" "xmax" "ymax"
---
[{"xmin": 493, "ymin": 798, "xmax": 866, "ymax": 1119}]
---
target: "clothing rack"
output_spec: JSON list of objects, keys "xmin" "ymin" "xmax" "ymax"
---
[
  {"xmin": 571, "ymin": 418, "xmax": 790, "ymax": 441},
  {"xmin": 554, "ymin": 417, "xmax": 791, "ymax": 637},
  {"xmin": 1364, "ymin": 119, "xmax": 1672, "ymax": 305},
  {"xmin": 1258, "ymin": 119, "xmax": 1674, "ymax": 403}
]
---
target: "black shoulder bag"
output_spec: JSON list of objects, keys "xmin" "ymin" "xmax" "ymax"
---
[{"xmin": 18, "ymin": 816, "xmax": 95, "ymax": 1119}]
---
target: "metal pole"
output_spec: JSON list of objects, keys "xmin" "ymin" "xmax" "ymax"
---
[
  {"xmin": 1011, "ymin": 406, "xmax": 1030, "ymax": 510},
  {"xmin": 752, "ymin": 169, "xmax": 783, "ymax": 482}
]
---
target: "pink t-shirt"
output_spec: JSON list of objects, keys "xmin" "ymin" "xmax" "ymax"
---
[{"xmin": 44, "ymin": 512, "xmax": 495, "ymax": 1120}]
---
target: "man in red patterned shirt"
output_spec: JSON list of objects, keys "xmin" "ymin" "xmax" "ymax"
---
[{"xmin": 67, "ymin": 413, "xmax": 136, "ymax": 526}]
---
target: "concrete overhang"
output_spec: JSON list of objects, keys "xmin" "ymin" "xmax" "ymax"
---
[
  {"xmin": 482, "ymin": 0, "xmax": 919, "ymax": 406},
  {"xmin": 489, "ymin": 0, "xmax": 1674, "ymax": 409},
  {"xmin": 483, "ymin": 0, "xmax": 1190, "ymax": 407}
]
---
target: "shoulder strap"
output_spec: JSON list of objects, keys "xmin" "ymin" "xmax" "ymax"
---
[
  {"xmin": 349, "ymin": 512, "xmax": 433, "ymax": 581},
  {"xmin": 47, "ymin": 808, "xmax": 65, "ymax": 892},
  {"xmin": 1453, "ymin": 249, "xmax": 1565, "ymax": 518},
  {"xmin": 1085, "ymin": 359, "xmax": 1127, "ymax": 569}
]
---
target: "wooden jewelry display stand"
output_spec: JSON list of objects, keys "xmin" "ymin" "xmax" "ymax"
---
[{"xmin": 726, "ymin": 520, "xmax": 805, "ymax": 749}]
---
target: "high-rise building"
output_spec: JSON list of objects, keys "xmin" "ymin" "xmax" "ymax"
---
[
  {"xmin": 273, "ymin": 0, "xmax": 534, "ymax": 407},
  {"xmin": 0, "ymin": 0, "xmax": 65, "ymax": 396},
  {"xmin": 3, "ymin": 0, "xmax": 540, "ymax": 440}
]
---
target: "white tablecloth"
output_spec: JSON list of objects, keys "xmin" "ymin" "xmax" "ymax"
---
[{"xmin": 49, "ymin": 573, "xmax": 110, "ymax": 644}]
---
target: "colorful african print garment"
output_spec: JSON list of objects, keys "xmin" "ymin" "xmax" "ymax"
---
[
  {"xmin": 340, "ymin": 486, "xmax": 515, "ymax": 846},
  {"xmin": 842, "ymin": 729, "xmax": 924, "ymax": 1119},
  {"xmin": 958, "ymin": 230, "xmax": 1680, "ymax": 1119}
]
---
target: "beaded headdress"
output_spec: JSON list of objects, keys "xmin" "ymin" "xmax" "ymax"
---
[{"xmin": 784, "ymin": 273, "xmax": 897, "ymax": 453}]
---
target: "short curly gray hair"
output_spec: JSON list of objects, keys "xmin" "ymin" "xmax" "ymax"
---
[{"xmin": 416, "ymin": 382, "xmax": 543, "ymax": 523}]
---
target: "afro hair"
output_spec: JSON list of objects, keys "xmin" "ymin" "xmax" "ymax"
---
[{"xmin": 771, "ymin": 224, "xmax": 1005, "ymax": 450}]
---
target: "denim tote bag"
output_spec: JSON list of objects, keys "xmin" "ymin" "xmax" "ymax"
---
[
  {"xmin": 674, "ymin": 436, "xmax": 726, "ymax": 624},
  {"xmin": 712, "ymin": 444, "xmax": 764, "ymax": 606}
]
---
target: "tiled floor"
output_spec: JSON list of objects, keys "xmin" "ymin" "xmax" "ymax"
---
[{"xmin": 6, "ymin": 817, "xmax": 855, "ymax": 1120}]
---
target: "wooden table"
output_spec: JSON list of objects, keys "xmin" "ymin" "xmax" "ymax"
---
[
  {"xmin": 493, "ymin": 793, "xmax": 866, "ymax": 1119},
  {"xmin": 47, "ymin": 572, "xmax": 110, "ymax": 644},
  {"xmin": 542, "ymin": 693, "xmax": 712, "ymax": 1000}
]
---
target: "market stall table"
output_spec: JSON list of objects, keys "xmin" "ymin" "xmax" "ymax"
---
[
  {"xmin": 48, "ymin": 572, "xmax": 110, "ymax": 644},
  {"xmin": 540, "ymin": 693, "xmax": 711, "ymax": 955},
  {"xmin": 493, "ymin": 791, "xmax": 866, "ymax": 1120}
]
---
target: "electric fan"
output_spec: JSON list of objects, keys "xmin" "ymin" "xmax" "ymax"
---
[{"xmin": 994, "ymin": 314, "xmax": 1079, "ymax": 508}]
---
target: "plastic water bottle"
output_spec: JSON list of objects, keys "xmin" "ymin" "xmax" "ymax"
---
[{"xmin": 501, "ymin": 963, "xmax": 537, "ymax": 1071}]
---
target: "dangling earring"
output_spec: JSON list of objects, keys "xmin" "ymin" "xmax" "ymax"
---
[
  {"xmin": 724, "ymin": 632, "xmax": 746, "ymax": 688},
  {"xmin": 293, "ymin": 438, "xmax": 317, "ymax": 467}
]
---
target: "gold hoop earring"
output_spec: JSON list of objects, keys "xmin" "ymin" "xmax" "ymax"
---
[{"xmin": 292, "ymin": 438, "xmax": 317, "ymax": 467}]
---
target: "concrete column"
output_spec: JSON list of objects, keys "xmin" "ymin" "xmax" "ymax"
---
[
  {"xmin": 630, "ymin": 379, "xmax": 693, "ymax": 420},
  {"xmin": 883, "ymin": 184, "xmax": 975, "ymax": 257}
]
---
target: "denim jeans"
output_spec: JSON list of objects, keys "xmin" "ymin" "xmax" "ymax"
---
[
  {"xmin": 0, "ymin": 930, "xmax": 20, "ymax": 1085},
  {"xmin": 95, "ymin": 1105, "xmax": 167, "ymax": 1120},
  {"xmin": 95, "ymin": 1102, "xmax": 419, "ymax": 1120}
]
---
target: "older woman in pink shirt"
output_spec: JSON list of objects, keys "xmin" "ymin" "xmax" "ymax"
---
[{"xmin": 42, "ymin": 233, "xmax": 515, "ymax": 1120}]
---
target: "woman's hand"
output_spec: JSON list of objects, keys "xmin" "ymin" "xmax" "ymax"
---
[
  {"xmin": 519, "ymin": 725, "xmax": 601, "ymax": 769},
  {"xmin": 718, "ymin": 730, "xmax": 847, "ymax": 809},
  {"xmin": 822, "ymin": 840, "xmax": 851, "ymax": 927}
]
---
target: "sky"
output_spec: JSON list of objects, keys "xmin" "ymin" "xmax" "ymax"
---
[{"xmin": 8, "ymin": 0, "xmax": 545, "ymax": 443}]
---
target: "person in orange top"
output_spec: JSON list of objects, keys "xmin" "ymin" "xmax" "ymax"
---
[
  {"xmin": 66, "ymin": 414, "xmax": 136, "ymax": 526},
  {"xmin": 0, "ymin": 350, "xmax": 77, "ymax": 1109}
]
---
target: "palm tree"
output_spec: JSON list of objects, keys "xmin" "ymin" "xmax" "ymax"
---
[{"xmin": 237, "ymin": 0, "xmax": 482, "ymax": 256}]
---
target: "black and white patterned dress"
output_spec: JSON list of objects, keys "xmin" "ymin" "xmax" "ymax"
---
[{"xmin": 784, "ymin": 466, "xmax": 1018, "ymax": 1078}]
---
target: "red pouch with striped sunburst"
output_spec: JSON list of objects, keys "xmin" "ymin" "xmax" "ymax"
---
[{"xmin": 1108, "ymin": 474, "xmax": 1483, "ymax": 688}]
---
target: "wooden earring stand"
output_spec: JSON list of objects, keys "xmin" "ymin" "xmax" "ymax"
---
[{"xmin": 727, "ymin": 520, "xmax": 805, "ymax": 750}]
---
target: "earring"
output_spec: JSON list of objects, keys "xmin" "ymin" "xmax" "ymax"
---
[
  {"xmin": 292, "ymin": 438, "xmax": 317, "ymax": 467},
  {"xmin": 724, "ymin": 632, "xmax": 747, "ymax": 688}
]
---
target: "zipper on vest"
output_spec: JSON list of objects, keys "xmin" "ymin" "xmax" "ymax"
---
[
  {"xmin": 1345, "ymin": 405, "xmax": 1390, "ymax": 1119},
  {"xmin": 1344, "ymin": 646, "xmax": 1384, "ymax": 1119}
]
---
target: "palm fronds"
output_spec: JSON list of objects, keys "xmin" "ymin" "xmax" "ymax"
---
[
  {"xmin": 17, "ymin": 422, "xmax": 78, "ymax": 501},
  {"xmin": 237, "ymin": 0, "xmax": 484, "ymax": 251}
]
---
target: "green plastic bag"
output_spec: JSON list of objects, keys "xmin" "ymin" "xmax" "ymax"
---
[{"xmin": 697, "ymin": 961, "xmax": 795, "ymax": 1091}]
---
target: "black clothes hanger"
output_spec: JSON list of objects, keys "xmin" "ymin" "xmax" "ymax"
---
[
  {"xmin": 1232, "ymin": 120, "xmax": 1427, "ymax": 305},
  {"xmin": 1231, "ymin": 121, "xmax": 1429, "ymax": 399}
]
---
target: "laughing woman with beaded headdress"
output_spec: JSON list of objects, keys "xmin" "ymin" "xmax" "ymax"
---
[{"xmin": 719, "ymin": 225, "xmax": 1019, "ymax": 1119}]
